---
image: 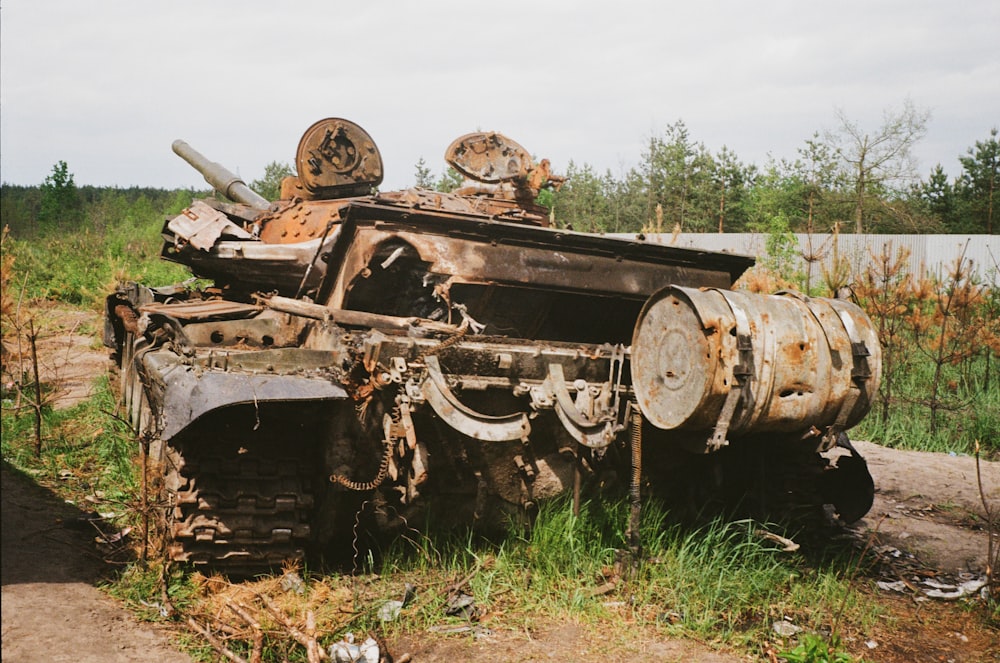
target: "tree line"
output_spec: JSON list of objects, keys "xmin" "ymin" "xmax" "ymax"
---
[
  {"xmin": 3, "ymin": 101, "xmax": 996, "ymax": 238},
  {"xmin": 417, "ymin": 101, "xmax": 995, "ymax": 236},
  {"xmin": 537, "ymin": 103, "xmax": 996, "ymax": 235}
]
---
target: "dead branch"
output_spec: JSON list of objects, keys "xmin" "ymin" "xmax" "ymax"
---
[
  {"xmin": 305, "ymin": 610, "xmax": 321, "ymax": 663},
  {"xmin": 187, "ymin": 615, "xmax": 248, "ymax": 663},
  {"xmin": 256, "ymin": 593, "xmax": 327, "ymax": 662},
  {"xmin": 582, "ymin": 580, "xmax": 619, "ymax": 598},
  {"xmin": 445, "ymin": 557, "xmax": 489, "ymax": 596},
  {"xmin": 227, "ymin": 601, "xmax": 264, "ymax": 663},
  {"xmin": 975, "ymin": 440, "xmax": 997, "ymax": 602},
  {"xmin": 159, "ymin": 561, "xmax": 177, "ymax": 618},
  {"xmin": 28, "ymin": 319, "xmax": 42, "ymax": 456}
]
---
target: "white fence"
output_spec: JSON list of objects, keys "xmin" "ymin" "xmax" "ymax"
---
[{"xmin": 610, "ymin": 233, "xmax": 1000, "ymax": 285}]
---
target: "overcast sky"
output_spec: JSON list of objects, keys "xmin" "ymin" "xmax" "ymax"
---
[{"xmin": 1, "ymin": 1, "xmax": 998, "ymax": 193}]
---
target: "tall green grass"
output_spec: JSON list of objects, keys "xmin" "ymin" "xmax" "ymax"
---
[
  {"xmin": 373, "ymin": 496, "xmax": 879, "ymax": 649},
  {"xmin": 3, "ymin": 190, "xmax": 192, "ymax": 309},
  {"xmin": 1, "ymin": 374, "xmax": 139, "ymax": 506},
  {"xmin": 855, "ymin": 350, "xmax": 1000, "ymax": 456}
]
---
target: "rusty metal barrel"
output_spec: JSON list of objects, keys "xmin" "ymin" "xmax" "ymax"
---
[{"xmin": 630, "ymin": 286, "xmax": 882, "ymax": 449}]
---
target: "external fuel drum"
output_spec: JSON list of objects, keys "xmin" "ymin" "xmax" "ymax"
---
[{"xmin": 630, "ymin": 286, "xmax": 882, "ymax": 451}]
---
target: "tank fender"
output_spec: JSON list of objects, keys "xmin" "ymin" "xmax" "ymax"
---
[{"xmin": 154, "ymin": 365, "xmax": 348, "ymax": 440}]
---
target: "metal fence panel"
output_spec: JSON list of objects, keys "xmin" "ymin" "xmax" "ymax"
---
[{"xmin": 609, "ymin": 233, "xmax": 1000, "ymax": 285}]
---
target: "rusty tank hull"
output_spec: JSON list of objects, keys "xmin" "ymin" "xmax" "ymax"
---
[{"xmin": 105, "ymin": 119, "xmax": 880, "ymax": 572}]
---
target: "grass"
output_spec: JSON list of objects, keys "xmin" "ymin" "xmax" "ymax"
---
[
  {"xmin": 855, "ymin": 351, "xmax": 1000, "ymax": 456},
  {"xmin": 356, "ymin": 497, "xmax": 883, "ymax": 653},
  {"xmin": 81, "ymin": 495, "xmax": 876, "ymax": 662},
  {"xmin": 2, "ymin": 192, "xmax": 191, "ymax": 310},
  {"xmin": 1, "ymin": 375, "xmax": 138, "ymax": 505}
]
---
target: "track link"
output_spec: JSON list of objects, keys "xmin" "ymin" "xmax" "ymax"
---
[{"xmin": 164, "ymin": 441, "xmax": 315, "ymax": 574}]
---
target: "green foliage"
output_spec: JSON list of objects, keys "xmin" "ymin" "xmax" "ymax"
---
[
  {"xmin": 251, "ymin": 161, "xmax": 294, "ymax": 201},
  {"xmin": 750, "ymin": 211, "xmax": 801, "ymax": 282},
  {"xmin": 3, "ymin": 185, "xmax": 192, "ymax": 308},
  {"xmin": 551, "ymin": 161, "xmax": 623, "ymax": 232},
  {"xmin": 39, "ymin": 160, "xmax": 83, "ymax": 226},
  {"xmin": 827, "ymin": 99, "xmax": 931, "ymax": 233},
  {"xmin": 375, "ymin": 497, "xmax": 875, "ymax": 651},
  {"xmin": 781, "ymin": 633, "xmax": 859, "ymax": 663},
  {"xmin": 958, "ymin": 127, "xmax": 999, "ymax": 234},
  {"xmin": 435, "ymin": 166, "xmax": 464, "ymax": 193},
  {"xmin": 641, "ymin": 120, "xmax": 719, "ymax": 232},
  {"xmin": 413, "ymin": 157, "xmax": 435, "ymax": 189},
  {"xmin": 852, "ymin": 248, "xmax": 1000, "ymax": 456},
  {"xmin": 1, "ymin": 375, "xmax": 138, "ymax": 504},
  {"xmin": 711, "ymin": 145, "xmax": 755, "ymax": 232},
  {"xmin": 918, "ymin": 164, "xmax": 967, "ymax": 230},
  {"xmin": 855, "ymin": 359, "xmax": 999, "ymax": 455}
]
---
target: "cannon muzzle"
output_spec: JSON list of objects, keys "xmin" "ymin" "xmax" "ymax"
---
[{"xmin": 172, "ymin": 140, "xmax": 270, "ymax": 210}]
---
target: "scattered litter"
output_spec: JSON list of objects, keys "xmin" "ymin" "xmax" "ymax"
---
[
  {"xmin": 378, "ymin": 600, "xmax": 404, "ymax": 622},
  {"xmin": 772, "ymin": 620, "xmax": 802, "ymax": 637},
  {"xmin": 445, "ymin": 592, "xmax": 479, "ymax": 620},
  {"xmin": 874, "ymin": 545, "xmax": 904, "ymax": 559},
  {"xmin": 876, "ymin": 580, "xmax": 909, "ymax": 593},
  {"xmin": 429, "ymin": 624, "xmax": 473, "ymax": 635},
  {"xmin": 865, "ymin": 640, "xmax": 878, "ymax": 649},
  {"xmin": 96, "ymin": 526, "xmax": 132, "ymax": 544},
  {"xmin": 657, "ymin": 610, "xmax": 682, "ymax": 624},
  {"xmin": 877, "ymin": 575, "xmax": 988, "ymax": 600},
  {"xmin": 329, "ymin": 632, "xmax": 379, "ymax": 663},
  {"xmin": 279, "ymin": 570, "xmax": 305, "ymax": 595},
  {"xmin": 428, "ymin": 624, "xmax": 493, "ymax": 639},
  {"xmin": 139, "ymin": 599, "xmax": 170, "ymax": 618},
  {"xmin": 922, "ymin": 577, "xmax": 987, "ymax": 600},
  {"xmin": 378, "ymin": 582, "xmax": 416, "ymax": 622},
  {"xmin": 757, "ymin": 530, "xmax": 800, "ymax": 552}
]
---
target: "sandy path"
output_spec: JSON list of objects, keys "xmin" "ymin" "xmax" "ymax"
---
[{"xmin": 1, "ymin": 464, "xmax": 192, "ymax": 663}]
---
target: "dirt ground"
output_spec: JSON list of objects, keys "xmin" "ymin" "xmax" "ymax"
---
[
  {"xmin": 1, "ymin": 462, "xmax": 194, "ymax": 663},
  {"xmin": 1, "ymin": 308, "xmax": 998, "ymax": 662}
]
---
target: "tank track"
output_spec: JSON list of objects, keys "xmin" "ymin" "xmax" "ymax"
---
[{"xmin": 163, "ymin": 441, "xmax": 315, "ymax": 575}]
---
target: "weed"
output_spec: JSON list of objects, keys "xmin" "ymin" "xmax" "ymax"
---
[
  {"xmin": 2, "ymin": 375, "xmax": 141, "ymax": 528},
  {"xmin": 780, "ymin": 632, "xmax": 861, "ymax": 663}
]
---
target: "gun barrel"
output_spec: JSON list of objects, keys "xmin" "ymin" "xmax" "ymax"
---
[{"xmin": 172, "ymin": 140, "xmax": 270, "ymax": 210}]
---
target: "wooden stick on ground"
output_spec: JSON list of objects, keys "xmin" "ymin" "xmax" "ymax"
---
[
  {"xmin": 256, "ymin": 593, "xmax": 327, "ymax": 662},
  {"xmin": 186, "ymin": 616, "xmax": 248, "ymax": 663},
  {"xmin": 227, "ymin": 601, "xmax": 264, "ymax": 663}
]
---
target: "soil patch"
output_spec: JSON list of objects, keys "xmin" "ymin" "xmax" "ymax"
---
[
  {"xmin": 849, "ymin": 440, "xmax": 999, "ymax": 575},
  {"xmin": 1, "ymin": 461, "xmax": 191, "ymax": 663}
]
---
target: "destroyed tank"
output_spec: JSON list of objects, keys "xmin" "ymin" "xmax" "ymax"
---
[{"xmin": 105, "ymin": 118, "xmax": 881, "ymax": 573}]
